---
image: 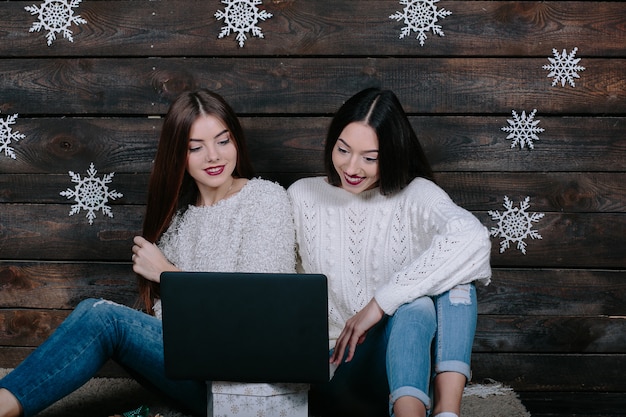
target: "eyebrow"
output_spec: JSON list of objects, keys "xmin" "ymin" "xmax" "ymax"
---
[
  {"xmin": 214, "ymin": 129, "xmax": 229, "ymax": 139},
  {"xmin": 337, "ymin": 138, "xmax": 378, "ymax": 153},
  {"xmin": 189, "ymin": 129, "xmax": 229, "ymax": 142}
]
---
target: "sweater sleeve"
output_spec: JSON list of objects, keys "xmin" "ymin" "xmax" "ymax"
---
[
  {"xmin": 238, "ymin": 180, "xmax": 296, "ymax": 274},
  {"xmin": 374, "ymin": 181, "xmax": 492, "ymax": 315}
]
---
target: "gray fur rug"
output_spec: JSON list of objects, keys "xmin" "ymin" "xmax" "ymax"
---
[{"xmin": 0, "ymin": 369, "xmax": 530, "ymax": 416}]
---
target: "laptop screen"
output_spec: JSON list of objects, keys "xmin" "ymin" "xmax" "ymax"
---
[{"xmin": 161, "ymin": 271, "xmax": 330, "ymax": 383}]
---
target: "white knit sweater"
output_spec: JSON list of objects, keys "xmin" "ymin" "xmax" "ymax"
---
[
  {"xmin": 153, "ymin": 178, "xmax": 296, "ymax": 318},
  {"xmin": 288, "ymin": 177, "xmax": 491, "ymax": 347}
]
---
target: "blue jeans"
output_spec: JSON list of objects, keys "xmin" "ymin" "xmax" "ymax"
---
[
  {"xmin": 432, "ymin": 283, "xmax": 477, "ymax": 381},
  {"xmin": 0, "ymin": 298, "xmax": 206, "ymax": 417},
  {"xmin": 310, "ymin": 284, "xmax": 477, "ymax": 417}
]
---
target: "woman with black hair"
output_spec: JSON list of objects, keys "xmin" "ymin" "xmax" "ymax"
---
[{"xmin": 288, "ymin": 88, "xmax": 492, "ymax": 417}]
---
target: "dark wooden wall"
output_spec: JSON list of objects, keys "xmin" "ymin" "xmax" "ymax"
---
[{"xmin": 1, "ymin": 1, "xmax": 625, "ymax": 416}]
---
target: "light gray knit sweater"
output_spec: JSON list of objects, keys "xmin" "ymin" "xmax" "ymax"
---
[
  {"xmin": 153, "ymin": 178, "xmax": 296, "ymax": 318},
  {"xmin": 288, "ymin": 177, "xmax": 492, "ymax": 348}
]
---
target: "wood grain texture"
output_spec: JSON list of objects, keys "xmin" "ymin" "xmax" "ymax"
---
[
  {"xmin": 0, "ymin": 262, "xmax": 137, "ymax": 309},
  {"xmin": 471, "ymin": 353, "xmax": 626, "ymax": 391},
  {"xmin": 477, "ymin": 269, "xmax": 626, "ymax": 316},
  {"xmin": 4, "ymin": 308, "xmax": 624, "ymax": 354},
  {"xmin": 0, "ymin": 58, "xmax": 624, "ymax": 115},
  {"xmin": 1, "ymin": 1, "xmax": 625, "ymax": 414},
  {"xmin": 519, "ymin": 392, "xmax": 626, "ymax": 416},
  {"xmin": 1, "ymin": 117, "xmax": 625, "ymax": 175},
  {"xmin": 2, "ymin": 2, "xmax": 624, "ymax": 57},
  {"xmin": 3, "ymin": 171, "xmax": 625, "ymax": 214},
  {"xmin": 1, "ymin": 205, "xmax": 624, "ymax": 266}
]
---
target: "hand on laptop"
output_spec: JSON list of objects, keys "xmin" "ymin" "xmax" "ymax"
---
[{"xmin": 330, "ymin": 298, "xmax": 384, "ymax": 365}]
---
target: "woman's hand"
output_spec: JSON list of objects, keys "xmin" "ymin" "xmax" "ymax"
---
[
  {"xmin": 131, "ymin": 236, "xmax": 178, "ymax": 283},
  {"xmin": 330, "ymin": 298, "xmax": 384, "ymax": 365}
]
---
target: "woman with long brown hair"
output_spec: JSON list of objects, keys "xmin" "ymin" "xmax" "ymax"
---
[{"xmin": 0, "ymin": 89, "xmax": 295, "ymax": 417}]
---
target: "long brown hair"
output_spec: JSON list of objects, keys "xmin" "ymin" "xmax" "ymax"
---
[{"xmin": 138, "ymin": 89, "xmax": 254, "ymax": 314}]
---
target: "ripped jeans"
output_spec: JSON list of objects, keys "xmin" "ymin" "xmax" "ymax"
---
[
  {"xmin": 0, "ymin": 298, "xmax": 207, "ymax": 417},
  {"xmin": 310, "ymin": 284, "xmax": 477, "ymax": 417},
  {"xmin": 432, "ymin": 283, "xmax": 477, "ymax": 381}
]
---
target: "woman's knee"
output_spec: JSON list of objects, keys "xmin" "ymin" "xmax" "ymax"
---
[
  {"xmin": 71, "ymin": 298, "xmax": 128, "ymax": 324},
  {"xmin": 71, "ymin": 298, "xmax": 101, "ymax": 315},
  {"xmin": 395, "ymin": 297, "xmax": 436, "ymax": 328}
]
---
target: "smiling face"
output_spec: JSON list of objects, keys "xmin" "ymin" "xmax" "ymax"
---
[
  {"xmin": 186, "ymin": 114, "xmax": 238, "ymax": 198},
  {"xmin": 331, "ymin": 122, "xmax": 380, "ymax": 194}
]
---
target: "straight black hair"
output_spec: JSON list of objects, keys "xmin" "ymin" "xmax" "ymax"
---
[{"xmin": 324, "ymin": 88, "xmax": 434, "ymax": 195}]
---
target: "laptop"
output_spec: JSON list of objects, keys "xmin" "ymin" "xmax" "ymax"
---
[{"xmin": 160, "ymin": 271, "xmax": 330, "ymax": 383}]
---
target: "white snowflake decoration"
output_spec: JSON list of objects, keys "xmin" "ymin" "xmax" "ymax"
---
[
  {"xmin": 215, "ymin": 0, "xmax": 272, "ymax": 48},
  {"xmin": 489, "ymin": 196, "xmax": 544, "ymax": 255},
  {"xmin": 60, "ymin": 162, "xmax": 123, "ymax": 225},
  {"xmin": 389, "ymin": 0, "xmax": 451, "ymax": 46},
  {"xmin": 501, "ymin": 109, "xmax": 545, "ymax": 150},
  {"xmin": 0, "ymin": 113, "xmax": 25, "ymax": 160},
  {"xmin": 543, "ymin": 47, "xmax": 585, "ymax": 87},
  {"xmin": 25, "ymin": 0, "xmax": 87, "ymax": 46}
]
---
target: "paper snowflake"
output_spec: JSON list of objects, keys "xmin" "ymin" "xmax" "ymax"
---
[
  {"xmin": 0, "ymin": 113, "xmax": 25, "ymax": 160},
  {"xmin": 60, "ymin": 162, "xmax": 123, "ymax": 225},
  {"xmin": 501, "ymin": 109, "xmax": 545, "ymax": 150},
  {"xmin": 25, "ymin": 0, "xmax": 87, "ymax": 46},
  {"xmin": 389, "ymin": 0, "xmax": 451, "ymax": 46},
  {"xmin": 214, "ymin": 0, "xmax": 272, "ymax": 48},
  {"xmin": 543, "ymin": 47, "xmax": 585, "ymax": 87},
  {"xmin": 489, "ymin": 196, "xmax": 544, "ymax": 254}
]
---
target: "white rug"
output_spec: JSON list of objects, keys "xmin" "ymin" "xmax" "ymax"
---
[{"xmin": 0, "ymin": 369, "xmax": 530, "ymax": 416}]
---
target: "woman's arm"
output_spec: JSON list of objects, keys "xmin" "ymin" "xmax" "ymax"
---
[
  {"xmin": 375, "ymin": 182, "xmax": 492, "ymax": 315},
  {"xmin": 330, "ymin": 298, "xmax": 384, "ymax": 365},
  {"xmin": 132, "ymin": 235, "xmax": 179, "ymax": 283}
]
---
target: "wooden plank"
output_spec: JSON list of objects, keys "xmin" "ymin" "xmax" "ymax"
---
[
  {"xmin": 1, "ymin": 116, "xmax": 626, "ymax": 175},
  {"xmin": 470, "ymin": 353, "xmax": 626, "ymax": 392},
  {"xmin": 0, "ymin": 118, "xmax": 161, "ymax": 174},
  {"xmin": 0, "ymin": 58, "xmax": 624, "ymax": 115},
  {"xmin": 475, "ymin": 211, "xmax": 626, "ymax": 269},
  {"xmin": 1, "ymin": 206, "xmax": 624, "ymax": 267},
  {"xmin": 0, "ymin": 309, "xmax": 70, "ymax": 346},
  {"xmin": 13, "ymin": 265, "xmax": 626, "ymax": 317},
  {"xmin": 0, "ymin": 174, "xmax": 150, "ymax": 205},
  {"xmin": 439, "ymin": 172, "xmax": 626, "ymax": 213},
  {"xmin": 518, "ymin": 391, "xmax": 626, "ymax": 417},
  {"xmin": 2, "ymin": 172, "xmax": 625, "ymax": 213},
  {"xmin": 1, "ymin": 263, "xmax": 623, "ymax": 315},
  {"xmin": 4, "ymin": 306, "xmax": 623, "ymax": 354},
  {"xmin": 1, "ymin": 2, "xmax": 624, "ymax": 57},
  {"xmin": 478, "ymin": 269, "xmax": 626, "ymax": 316},
  {"xmin": 474, "ymin": 315, "xmax": 626, "ymax": 353},
  {"xmin": 2, "ymin": 264, "xmax": 623, "ymax": 360},
  {"xmin": 1, "ymin": 266, "xmax": 624, "ymax": 356},
  {"xmin": 0, "ymin": 262, "xmax": 136, "ymax": 309},
  {"xmin": 0, "ymin": 205, "xmax": 141, "ymax": 261},
  {"xmin": 414, "ymin": 116, "xmax": 626, "ymax": 173},
  {"xmin": 2, "ymin": 346, "xmax": 624, "ymax": 392},
  {"xmin": 0, "ymin": 347, "xmax": 41, "ymax": 369}
]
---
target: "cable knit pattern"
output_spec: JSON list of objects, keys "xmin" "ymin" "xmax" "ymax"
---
[
  {"xmin": 153, "ymin": 178, "xmax": 296, "ymax": 319},
  {"xmin": 288, "ymin": 177, "xmax": 491, "ymax": 348}
]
